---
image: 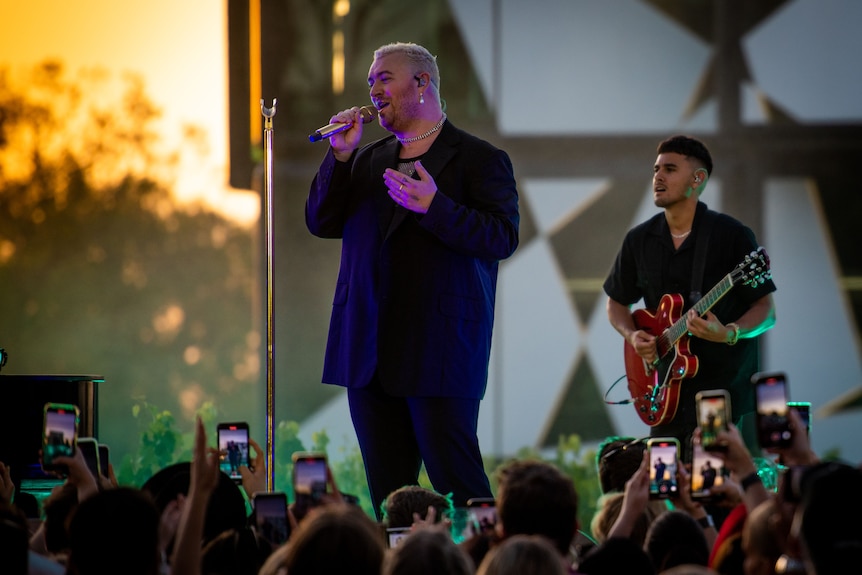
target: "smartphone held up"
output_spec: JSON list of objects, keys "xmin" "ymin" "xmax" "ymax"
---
[
  {"xmin": 77, "ymin": 437, "xmax": 100, "ymax": 479},
  {"xmin": 217, "ymin": 422, "xmax": 250, "ymax": 483},
  {"xmin": 752, "ymin": 372, "xmax": 792, "ymax": 449},
  {"xmin": 98, "ymin": 443, "xmax": 111, "ymax": 478},
  {"xmin": 252, "ymin": 491, "xmax": 290, "ymax": 546},
  {"xmin": 292, "ymin": 452, "xmax": 328, "ymax": 503},
  {"xmin": 41, "ymin": 403, "xmax": 80, "ymax": 474},
  {"xmin": 787, "ymin": 401, "xmax": 812, "ymax": 438},
  {"xmin": 695, "ymin": 389, "xmax": 731, "ymax": 452},
  {"xmin": 647, "ymin": 437, "xmax": 680, "ymax": 499},
  {"xmin": 690, "ymin": 439, "xmax": 727, "ymax": 502}
]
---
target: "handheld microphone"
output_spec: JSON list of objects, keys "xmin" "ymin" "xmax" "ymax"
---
[{"xmin": 308, "ymin": 106, "xmax": 379, "ymax": 142}]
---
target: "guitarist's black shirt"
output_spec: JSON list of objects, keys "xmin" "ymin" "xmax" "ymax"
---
[{"xmin": 604, "ymin": 201, "xmax": 776, "ymax": 448}]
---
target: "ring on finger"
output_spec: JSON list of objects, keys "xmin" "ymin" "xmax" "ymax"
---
[{"xmin": 399, "ymin": 183, "xmax": 404, "ymax": 191}]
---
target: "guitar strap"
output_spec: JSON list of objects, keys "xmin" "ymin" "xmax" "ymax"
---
[{"xmin": 689, "ymin": 209, "xmax": 717, "ymax": 306}]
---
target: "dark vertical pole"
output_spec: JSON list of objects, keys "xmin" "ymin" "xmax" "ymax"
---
[{"xmin": 227, "ymin": 0, "xmax": 252, "ymax": 189}]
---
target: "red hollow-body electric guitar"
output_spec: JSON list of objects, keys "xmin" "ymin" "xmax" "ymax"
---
[{"xmin": 625, "ymin": 248, "xmax": 771, "ymax": 426}]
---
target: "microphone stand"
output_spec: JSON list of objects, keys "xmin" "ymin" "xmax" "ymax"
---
[{"xmin": 260, "ymin": 98, "xmax": 277, "ymax": 491}]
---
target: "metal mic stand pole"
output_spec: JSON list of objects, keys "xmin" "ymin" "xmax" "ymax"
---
[{"xmin": 260, "ymin": 98, "xmax": 277, "ymax": 491}]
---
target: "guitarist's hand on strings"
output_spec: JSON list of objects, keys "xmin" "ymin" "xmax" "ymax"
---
[
  {"xmin": 629, "ymin": 330, "xmax": 657, "ymax": 364},
  {"xmin": 684, "ymin": 309, "xmax": 729, "ymax": 343}
]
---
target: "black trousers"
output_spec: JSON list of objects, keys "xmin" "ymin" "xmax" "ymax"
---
[{"xmin": 347, "ymin": 373, "xmax": 492, "ymax": 520}]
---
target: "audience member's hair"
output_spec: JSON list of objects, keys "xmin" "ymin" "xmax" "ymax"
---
[
  {"xmin": 708, "ymin": 503, "xmax": 747, "ymax": 575},
  {"xmin": 42, "ymin": 482, "xmax": 79, "ymax": 556},
  {"xmin": 65, "ymin": 487, "xmax": 161, "ymax": 575},
  {"xmin": 382, "ymin": 485, "xmax": 453, "ymax": 528},
  {"xmin": 13, "ymin": 490, "xmax": 40, "ymax": 519},
  {"xmin": 577, "ymin": 536, "xmax": 655, "ymax": 575},
  {"xmin": 660, "ymin": 565, "xmax": 720, "ymax": 575},
  {"xmin": 644, "ymin": 510, "xmax": 710, "ymax": 572},
  {"xmin": 741, "ymin": 498, "xmax": 784, "ymax": 575},
  {"xmin": 495, "ymin": 459, "xmax": 578, "ymax": 556},
  {"xmin": 382, "ymin": 527, "xmax": 473, "ymax": 575},
  {"xmin": 460, "ymin": 523, "xmax": 498, "ymax": 572},
  {"xmin": 596, "ymin": 436, "xmax": 645, "ymax": 493},
  {"xmin": 141, "ymin": 462, "xmax": 248, "ymax": 547},
  {"xmin": 200, "ymin": 526, "xmax": 267, "ymax": 575},
  {"xmin": 258, "ymin": 504, "xmax": 385, "ymax": 575},
  {"xmin": 795, "ymin": 461, "xmax": 862, "ymax": 575},
  {"xmin": 590, "ymin": 491, "xmax": 665, "ymax": 545},
  {"xmin": 476, "ymin": 534, "xmax": 567, "ymax": 575},
  {"xmin": 0, "ymin": 501, "xmax": 29, "ymax": 575}
]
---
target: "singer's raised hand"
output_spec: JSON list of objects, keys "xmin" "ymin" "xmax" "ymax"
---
[{"xmin": 330, "ymin": 107, "xmax": 365, "ymax": 160}]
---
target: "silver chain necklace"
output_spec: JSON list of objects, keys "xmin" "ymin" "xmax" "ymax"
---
[
  {"xmin": 671, "ymin": 229, "xmax": 691, "ymax": 239},
  {"xmin": 398, "ymin": 113, "xmax": 447, "ymax": 144}
]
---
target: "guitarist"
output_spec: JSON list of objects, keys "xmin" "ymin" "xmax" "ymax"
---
[{"xmin": 603, "ymin": 135, "xmax": 776, "ymax": 462}]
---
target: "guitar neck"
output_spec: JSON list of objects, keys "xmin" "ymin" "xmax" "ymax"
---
[{"xmin": 663, "ymin": 273, "xmax": 735, "ymax": 347}]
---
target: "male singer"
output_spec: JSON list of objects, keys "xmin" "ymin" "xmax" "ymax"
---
[{"xmin": 305, "ymin": 42, "xmax": 519, "ymax": 518}]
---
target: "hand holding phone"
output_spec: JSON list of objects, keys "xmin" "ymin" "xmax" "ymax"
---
[
  {"xmin": 647, "ymin": 437, "xmax": 680, "ymax": 499},
  {"xmin": 217, "ymin": 422, "xmax": 250, "ymax": 483}
]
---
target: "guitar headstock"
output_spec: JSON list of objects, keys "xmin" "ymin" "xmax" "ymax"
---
[{"xmin": 733, "ymin": 247, "xmax": 772, "ymax": 287}]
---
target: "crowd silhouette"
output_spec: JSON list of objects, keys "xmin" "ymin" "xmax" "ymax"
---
[{"xmin": 1, "ymin": 403, "xmax": 858, "ymax": 575}]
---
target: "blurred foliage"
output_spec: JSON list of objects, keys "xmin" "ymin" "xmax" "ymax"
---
[
  {"xmin": 0, "ymin": 60, "xmax": 259, "ymax": 464},
  {"xmin": 116, "ymin": 400, "xmax": 600, "ymax": 527}
]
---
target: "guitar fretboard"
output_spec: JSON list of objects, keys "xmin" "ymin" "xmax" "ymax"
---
[{"xmin": 659, "ymin": 273, "xmax": 735, "ymax": 352}]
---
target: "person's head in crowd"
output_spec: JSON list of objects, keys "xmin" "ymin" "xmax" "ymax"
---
[
  {"xmin": 577, "ymin": 536, "xmax": 656, "ymax": 575},
  {"xmin": 459, "ymin": 519, "xmax": 497, "ymax": 572},
  {"xmin": 590, "ymin": 491, "xmax": 666, "ymax": 546},
  {"xmin": 661, "ymin": 565, "xmax": 720, "ymax": 575},
  {"xmin": 741, "ymin": 498, "xmax": 784, "ymax": 575},
  {"xmin": 200, "ymin": 526, "xmax": 267, "ymax": 575},
  {"xmin": 597, "ymin": 436, "xmax": 646, "ymax": 493},
  {"xmin": 258, "ymin": 504, "xmax": 385, "ymax": 575},
  {"xmin": 495, "ymin": 459, "xmax": 579, "ymax": 557},
  {"xmin": 12, "ymin": 490, "xmax": 42, "ymax": 536},
  {"xmin": 381, "ymin": 484, "xmax": 453, "ymax": 528},
  {"xmin": 13, "ymin": 490, "xmax": 39, "ymax": 518},
  {"xmin": 791, "ymin": 460, "xmax": 862, "ymax": 575},
  {"xmin": 141, "ymin": 461, "xmax": 248, "ymax": 547},
  {"xmin": 0, "ymin": 501, "xmax": 29, "ymax": 575},
  {"xmin": 42, "ymin": 482, "xmax": 80, "ymax": 559},
  {"xmin": 643, "ymin": 510, "xmax": 710, "ymax": 572},
  {"xmin": 707, "ymin": 503, "xmax": 747, "ymax": 575},
  {"xmin": 65, "ymin": 487, "xmax": 161, "ymax": 575},
  {"xmin": 382, "ymin": 526, "xmax": 473, "ymax": 575},
  {"xmin": 476, "ymin": 534, "xmax": 567, "ymax": 575}
]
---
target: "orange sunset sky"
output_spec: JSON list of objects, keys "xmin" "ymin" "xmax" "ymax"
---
[{"xmin": 0, "ymin": 0, "xmax": 258, "ymax": 225}]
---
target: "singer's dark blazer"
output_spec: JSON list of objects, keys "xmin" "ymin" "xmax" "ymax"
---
[{"xmin": 306, "ymin": 120, "xmax": 519, "ymax": 399}]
